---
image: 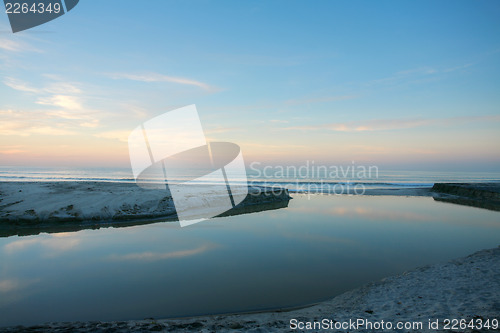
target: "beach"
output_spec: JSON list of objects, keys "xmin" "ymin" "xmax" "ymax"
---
[
  {"xmin": 2, "ymin": 181, "xmax": 499, "ymax": 236},
  {"xmin": 1, "ymin": 181, "xmax": 499, "ymax": 331},
  {"xmin": 2, "ymin": 246, "xmax": 498, "ymax": 332},
  {"xmin": 0, "ymin": 181, "xmax": 291, "ymax": 237},
  {"xmin": 2, "ymin": 0, "xmax": 499, "ymax": 331}
]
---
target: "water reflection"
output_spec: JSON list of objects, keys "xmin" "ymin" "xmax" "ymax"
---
[
  {"xmin": 106, "ymin": 244, "xmax": 216, "ymax": 262},
  {"xmin": 0, "ymin": 195, "xmax": 499, "ymax": 327},
  {"xmin": 4, "ymin": 233, "xmax": 81, "ymax": 257}
]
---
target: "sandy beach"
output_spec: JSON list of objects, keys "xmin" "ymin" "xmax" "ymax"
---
[
  {"xmin": 0, "ymin": 181, "xmax": 291, "ymax": 236},
  {"xmin": 2, "ymin": 246, "xmax": 498, "ymax": 332}
]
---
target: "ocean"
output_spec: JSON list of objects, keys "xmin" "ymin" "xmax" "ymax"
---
[{"xmin": 1, "ymin": 166, "xmax": 499, "ymax": 194}]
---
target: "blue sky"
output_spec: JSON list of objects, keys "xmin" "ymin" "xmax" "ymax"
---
[{"xmin": 0, "ymin": 0, "xmax": 499, "ymax": 171}]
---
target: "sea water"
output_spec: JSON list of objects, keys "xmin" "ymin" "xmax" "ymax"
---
[{"xmin": 1, "ymin": 166, "xmax": 499, "ymax": 192}]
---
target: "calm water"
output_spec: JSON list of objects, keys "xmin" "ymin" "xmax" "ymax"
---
[{"xmin": 0, "ymin": 194, "xmax": 499, "ymax": 327}]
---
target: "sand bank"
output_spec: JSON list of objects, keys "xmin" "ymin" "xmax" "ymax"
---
[
  {"xmin": 432, "ymin": 183, "xmax": 500, "ymax": 212},
  {"xmin": 0, "ymin": 181, "xmax": 291, "ymax": 237}
]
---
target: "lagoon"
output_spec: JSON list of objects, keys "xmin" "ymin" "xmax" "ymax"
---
[{"xmin": 0, "ymin": 194, "xmax": 499, "ymax": 327}]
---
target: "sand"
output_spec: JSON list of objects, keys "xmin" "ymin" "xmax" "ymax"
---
[
  {"xmin": 0, "ymin": 181, "xmax": 437, "ymax": 237},
  {"xmin": 0, "ymin": 181, "xmax": 291, "ymax": 236},
  {"xmin": 2, "ymin": 246, "xmax": 498, "ymax": 332},
  {"xmin": 0, "ymin": 182, "xmax": 431, "ymax": 223}
]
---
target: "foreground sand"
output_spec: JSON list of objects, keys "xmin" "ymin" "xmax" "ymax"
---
[{"xmin": 3, "ymin": 246, "xmax": 498, "ymax": 332}]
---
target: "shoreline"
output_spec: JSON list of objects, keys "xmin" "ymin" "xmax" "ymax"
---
[
  {"xmin": 0, "ymin": 181, "xmax": 292, "ymax": 237},
  {"xmin": 2, "ymin": 182, "xmax": 499, "ymax": 237},
  {"xmin": 2, "ymin": 245, "xmax": 498, "ymax": 332}
]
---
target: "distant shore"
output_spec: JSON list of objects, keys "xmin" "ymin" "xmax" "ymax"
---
[{"xmin": 3, "ymin": 246, "xmax": 498, "ymax": 332}]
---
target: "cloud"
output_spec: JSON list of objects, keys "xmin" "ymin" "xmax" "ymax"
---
[
  {"xmin": 0, "ymin": 38, "xmax": 40, "ymax": 53},
  {"xmin": 45, "ymin": 109, "xmax": 90, "ymax": 120},
  {"xmin": 369, "ymin": 68, "xmax": 434, "ymax": 86},
  {"xmin": 109, "ymin": 72, "xmax": 217, "ymax": 92},
  {"xmin": 28, "ymin": 126, "xmax": 77, "ymax": 136},
  {"xmin": 44, "ymin": 82, "xmax": 82, "ymax": 95},
  {"xmin": 4, "ymin": 77, "xmax": 82, "ymax": 95},
  {"xmin": 369, "ymin": 63, "xmax": 476, "ymax": 88},
  {"xmin": 0, "ymin": 39, "xmax": 23, "ymax": 52},
  {"xmin": 37, "ymin": 95, "xmax": 83, "ymax": 110},
  {"xmin": 94, "ymin": 130, "xmax": 131, "ymax": 142},
  {"xmin": 107, "ymin": 244, "xmax": 215, "ymax": 262},
  {"xmin": 204, "ymin": 126, "xmax": 242, "ymax": 135},
  {"xmin": 2, "ymin": 76, "xmax": 103, "ymax": 132},
  {"xmin": 4, "ymin": 77, "xmax": 86, "ymax": 112},
  {"xmin": 204, "ymin": 52, "xmax": 312, "ymax": 67},
  {"xmin": 3, "ymin": 77, "xmax": 40, "ymax": 93},
  {"xmin": 0, "ymin": 109, "xmax": 94, "ymax": 136},
  {"xmin": 0, "ymin": 148, "xmax": 26, "ymax": 154},
  {"xmin": 243, "ymin": 143, "xmax": 307, "ymax": 150},
  {"xmin": 268, "ymin": 119, "xmax": 289, "ymax": 124},
  {"xmin": 284, "ymin": 115, "xmax": 500, "ymax": 132},
  {"xmin": 443, "ymin": 63, "xmax": 474, "ymax": 73},
  {"xmin": 285, "ymin": 95, "xmax": 356, "ymax": 106},
  {"xmin": 0, "ymin": 145, "xmax": 27, "ymax": 155}
]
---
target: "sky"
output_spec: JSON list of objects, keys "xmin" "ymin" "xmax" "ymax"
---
[{"xmin": 0, "ymin": 0, "xmax": 499, "ymax": 171}]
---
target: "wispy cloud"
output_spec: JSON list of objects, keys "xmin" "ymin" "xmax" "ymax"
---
[
  {"xmin": 212, "ymin": 53, "xmax": 303, "ymax": 66},
  {"xmin": 205, "ymin": 126, "xmax": 242, "ymax": 135},
  {"xmin": 3, "ymin": 77, "xmax": 39, "ymax": 93},
  {"xmin": 285, "ymin": 95, "xmax": 356, "ymax": 106},
  {"xmin": 243, "ymin": 142, "xmax": 307, "ymax": 149},
  {"xmin": 342, "ymin": 144, "xmax": 439, "ymax": 155},
  {"xmin": 4, "ymin": 77, "xmax": 82, "ymax": 95},
  {"xmin": 369, "ymin": 66, "xmax": 437, "ymax": 86},
  {"xmin": 0, "ymin": 108, "xmax": 97, "ymax": 136},
  {"xmin": 109, "ymin": 72, "xmax": 217, "ymax": 92},
  {"xmin": 0, "ymin": 145, "xmax": 27, "ymax": 154},
  {"xmin": 284, "ymin": 115, "xmax": 500, "ymax": 132},
  {"xmin": 0, "ymin": 38, "xmax": 41, "ymax": 53},
  {"xmin": 443, "ymin": 63, "xmax": 474, "ymax": 73},
  {"xmin": 2, "ymin": 76, "xmax": 103, "ymax": 132},
  {"xmin": 37, "ymin": 95, "xmax": 83, "ymax": 110},
  {"xmin": 94, "ymin": 130, "xmax": 131, "ymax": 142},
  {"xmin": 369, "ymin": 62, "xmax": 476, "ymax": 88}
]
